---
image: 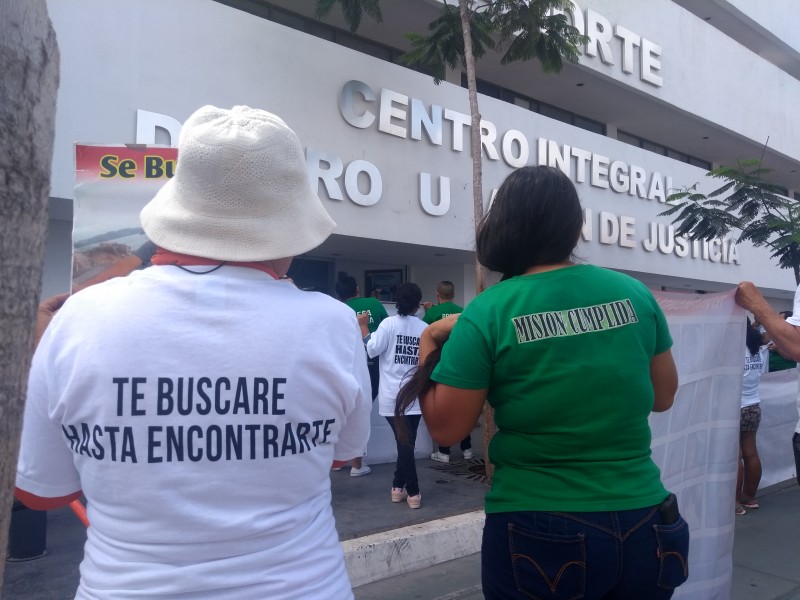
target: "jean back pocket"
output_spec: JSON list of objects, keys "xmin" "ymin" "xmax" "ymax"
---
[{"xmin": 508, "ymin": 524, "xmax": 586, "ymax": 599}]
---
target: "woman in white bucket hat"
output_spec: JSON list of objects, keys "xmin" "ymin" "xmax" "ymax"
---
[{"xmin": 16, "ymin": 106, "xmax": 372, "ymax": 599}]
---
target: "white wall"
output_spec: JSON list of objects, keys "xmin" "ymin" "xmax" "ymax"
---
[
  {"xmin": 573, "ymin": 0, "xmax": 799, "ymax": 163},
  {"xmin": 409, "ymin": 265, "xmax": 468, "ymax": 308},
  {"xmin": 724, "ymin": 0, "xmax": 800, "ymax": 55}
]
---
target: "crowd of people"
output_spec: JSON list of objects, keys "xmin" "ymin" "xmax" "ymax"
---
[{"xmin": 13, "ymin": 104, "xmax": 800, "ymax": 599}]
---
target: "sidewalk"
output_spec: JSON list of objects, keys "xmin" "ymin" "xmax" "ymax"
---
[
  {"xmin": 729, "ymin": 479, "xmax": 800, "ymax": 600},
  {"xmin": 4, "ymin": 449, "xmax": 798, "ymax": 599}
]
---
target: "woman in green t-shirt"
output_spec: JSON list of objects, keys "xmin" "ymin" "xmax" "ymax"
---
[{"xmin": 411, "ymin": 166, "xmax": 689, "ymax": 599}]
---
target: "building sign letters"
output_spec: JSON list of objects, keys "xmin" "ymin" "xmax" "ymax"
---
[{"xmin": 135, "ymin": 69, "xmax": 739, "ymax": 267}]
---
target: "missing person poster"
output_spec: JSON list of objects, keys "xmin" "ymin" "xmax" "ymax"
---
[{"xmin": 72, "ymin": 144, "xmax": 176, "ymax": 292}]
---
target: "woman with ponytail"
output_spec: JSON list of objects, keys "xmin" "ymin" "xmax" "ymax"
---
[{"xmin": 360, "ymin": 282, "xmax": 426, "ymax": 509}]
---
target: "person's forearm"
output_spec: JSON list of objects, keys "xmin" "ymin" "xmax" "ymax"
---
[
  {"xmin": 419, "ymin": 328, "xmax": 439, "ymax": 365},
  {"xmin": 773, "ymin": 345, "xmax": 797, "ymax": 361},
  {"xmin": 759, "ymin": 314, "xmax": 800, "ymax": 361},
  {"xmin": 419, "ymin": 314, "xmax": 459, "ymax": 364},
  {"xmin": 736, "ymin": 282, "xmax": 800, "ymax": 361},
  {"xmin": 15, "ymin": 488, "xmax": 83, "ymax": 511},
  {"xmin": 747, "ymin": 300, "xmax": 800, "ymax": 361}
]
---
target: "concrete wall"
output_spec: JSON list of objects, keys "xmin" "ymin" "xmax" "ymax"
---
[
  {"xmin": 572, "ymin": 0, "xmax": 799, "ymax": 163},
  {"xmin": 725, "ymin": 0, "xmax": 800, "ymax": 55}
]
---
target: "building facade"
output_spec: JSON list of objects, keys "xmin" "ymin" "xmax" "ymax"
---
[{"xmin": 43, "ymin": 0, "xmax": 800, "ymax": 307}]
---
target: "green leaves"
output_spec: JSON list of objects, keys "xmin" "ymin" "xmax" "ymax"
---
[
  {"xmin": 492, "ymin": 0, "xmax": 588, "ymax": 71},
  {"xmin": 315, "ymin": 0, "xmax": 383, "ymax": 32},
  {"xmin": 316, "ymin": 0, "xmax": 588, "ymax": 82},
  {"xmin": 661, "ymin": 159, "xmax": 800, "ymax": 281},
  {"xmin": 659, "ymin": 185, "xmax": 739, "ymax": 240},
  {"xmin": 399, "ymin": 3, "xmax": 495, "ymax": 83}
]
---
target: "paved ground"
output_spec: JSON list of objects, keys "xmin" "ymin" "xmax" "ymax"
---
[
  {"xmin": 4, "ymin": 442, "xmax": 799, "ymax": 599},
  {"xmin": 729, "ymin": 480, "xmax": 800, "ymax": 600}
]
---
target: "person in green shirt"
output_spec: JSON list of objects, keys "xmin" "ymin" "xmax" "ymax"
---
[
  {"xmin": 337, "ymin": 271, "xmax": 389, "ymax": 338},
  {"xmin": 411, "ymin": 166, "xmax": 688, "ymax": 599},
  {"xmin": 422, "ymin": 281, "xmax": 463, "ymax": 325},
  {"xmin": 424, "ymin": 281, "xmax": 472, "ymax": 463},
  {"xmin": 334, "ymin": 271, "xmax": 389, "ymax": 477}
]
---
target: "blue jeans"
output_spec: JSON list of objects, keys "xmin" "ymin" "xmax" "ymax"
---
[{"xmin": 482, "ymin": 504, "xmax": 689, "ymax": 599}]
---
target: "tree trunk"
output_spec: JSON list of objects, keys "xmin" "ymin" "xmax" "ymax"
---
[
  {"xmin": 459, "ymin": 0, "xmax": 485, "ymax": 296},
  {"xmin": 0, "ymin": 0, "xmax": 59, "ymax": 583},
  {"xmin": 458, "ymin": 0, "xmax": 495, "ymax": 482}
]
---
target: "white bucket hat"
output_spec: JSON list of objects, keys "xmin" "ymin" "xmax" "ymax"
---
[{"xmin": 140, "ymin": 105, "xmax": 335, "ymax": 261}]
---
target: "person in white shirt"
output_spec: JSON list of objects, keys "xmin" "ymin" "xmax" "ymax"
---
[
  {"xmin": 16, "ymin": 105, "xmax": 372, "ymax": 599},
  {"xmin": 737, "ymin": 320, "xmax": 769, "ymax": 514},
  {"xmin": 736, "ymin": 282, "xmax": 800, "ymax": 489},
  {"xmin": 362, "ymin": 282, "xmax": 427, "ymax": 509}
]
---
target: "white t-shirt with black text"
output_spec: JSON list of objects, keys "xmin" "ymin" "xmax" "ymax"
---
[
  {"xmin": 366, "ymin": 314, "xmax": 427, "ymax": 417},
  {"xmin": 742, "ymin": 346, "xmax": 769, "ymax": 407},
  {"xmin": 17, "ymin": 266, "xmax": 371, "ymax": 599}
]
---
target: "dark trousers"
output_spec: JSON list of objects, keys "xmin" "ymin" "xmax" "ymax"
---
[
  {"xmin": 367, "ymin": 358, "xmax": 379, "ymax": 401},
  {"xmin": 438, "ymin": 434, "xmax": 472, "ymax": 455},
  {"xmin": 794, "ymin": 432, "xmax": 800, "ymax": 487},
  {"xmin": 385, "ymin": 414, "xmax": 422, "ymax": 496},
  {"xmin": 482, "ymin": 506, "xmax": 689, "ymax": 599}
]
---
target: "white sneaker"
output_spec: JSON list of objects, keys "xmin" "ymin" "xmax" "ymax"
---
[
  {"xmin": 407, "ymin": 493, "xmax": 422, "ymax": 509},
  {"xmin": 350, "ymin": 464, "xmax": 371, "ymax": 477},
  {"xmin": 430, "ymin": 451, "xmax": 450, "ymax": 463},
  {"xmin": 391, "ymin": 487, "xmax": 408, "ymax": 503},
  {"xmin": 463, "ymin": 449, "xmax": 474, "ymax": 460}
]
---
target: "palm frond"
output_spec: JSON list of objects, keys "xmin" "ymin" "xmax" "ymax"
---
[
  {"xmin": 491, "ymin": 1, "xmax": 588, "ymax": 70},
  {"xmin": 661, "ymin": 158, "xmax": 800, "ymax": 282},
  {"xmin": 399, "ymin": 3, "xmax": 495, "ymax": 80},
  {"xmin": 315, "ymin": 0, "xmax": 382, "ymax": 32}
]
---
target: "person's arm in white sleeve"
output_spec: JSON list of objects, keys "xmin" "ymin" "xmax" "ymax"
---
[
  {"xmin": 365, "ymin": 318, "xmax": 390, "ymax": 359},
  {"xmin": 332, "ymin": 319, "xmax": 372, "ymax": 466},
  {"xmin": 16, "ymin": 306, "xmax": 83, "ymax": 510}
]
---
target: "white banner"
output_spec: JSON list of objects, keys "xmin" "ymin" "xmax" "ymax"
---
[
  {"xmin": 653, "ymin": 289, "xmax": 798, "ymax": 599},
  {"xmin": 754, "ymin": 368, "xmax": 798, "ymax": 487},
  {"xmin": 654, "ymin": 289, "xmax": 743, "ymax": 600}
]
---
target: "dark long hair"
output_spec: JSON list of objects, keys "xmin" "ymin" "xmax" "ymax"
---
[
  {"xmin": 335, "ymin": 271, "xmax": 357, "ymax": 301},
  {"xmin": 393, "ymin": 346, "xmax": 442, "ymax": 444},
  {"xmin": 476, "ymin": 165, "xmax": 583, "ymax": 278},
  {"xmin": 395, "ymin": 282, "xmax": 422, "ymax": 316},
  {"xmin": 746, "ymin": 318, "xmax": 763, "ymax": 356}
]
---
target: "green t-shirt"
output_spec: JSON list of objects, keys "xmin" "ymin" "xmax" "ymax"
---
[
  {"xmin": 432, "ymin": 265, "xmax": 672, "ymax": 513},
  {"xmin": 345, "ymin": 297, "xmax": 389, "ymax": 333},
  {"xmin": 423, "ymin": 300, "xmax": 464, "ymax": 325}
]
